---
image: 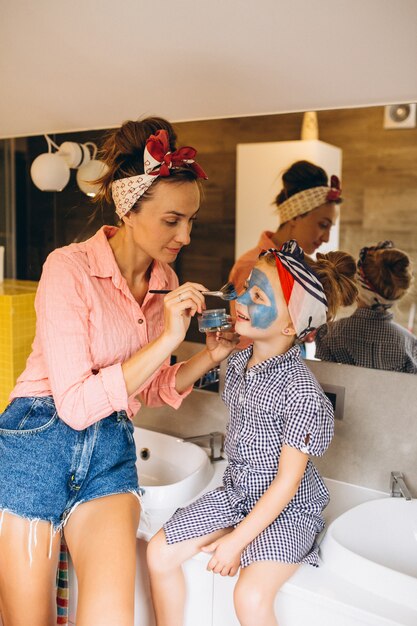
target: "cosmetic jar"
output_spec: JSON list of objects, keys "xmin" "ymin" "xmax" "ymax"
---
[{"xmin": 198, "ymin": 308, "xmax": 232, "ymax": 333}]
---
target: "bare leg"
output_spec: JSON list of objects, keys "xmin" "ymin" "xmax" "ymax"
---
[
  {"xmin": 147, "ymin": 527, "xmax": 233, "ymax": 626},
  {"xmin": 0, "ymin": 511, "xmax": 61, "ymax": 626},
  {"xmin": 234, "ymin": 561, "xmax": 299, "ymax": 626},
  {"xmin": 64, "ymin": 493, "xmax": 140, "ymax": 626}
]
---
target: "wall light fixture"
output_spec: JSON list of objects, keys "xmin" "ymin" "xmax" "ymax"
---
[{"xmin": 30, "ymin": 135, "xmax": 108, "ymax": 196}]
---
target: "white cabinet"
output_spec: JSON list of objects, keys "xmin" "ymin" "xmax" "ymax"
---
[{"xmin": 235, "ymin": 139, "xmax": 342, "ymax": 260}]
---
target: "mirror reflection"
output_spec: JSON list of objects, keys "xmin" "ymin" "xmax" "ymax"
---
[
  {"xmin": 222, "ymin": 105, "xmax": 417, "ymax": 374},
  {"xmin": 7, "ymin": 104, "xmax": 417, "ymax": 375},
  {"xmin": 314, "ymin": 240, "xmax": 417, "ymax": 373}
]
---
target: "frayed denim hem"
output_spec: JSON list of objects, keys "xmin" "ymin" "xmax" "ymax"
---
[
  {"xmin": 0, "ymin": 507, "xmax": 61, "ymax": 566},
  {"xmin": 61, "ymin": 487, "xmax": 144, "ymax": 530}
]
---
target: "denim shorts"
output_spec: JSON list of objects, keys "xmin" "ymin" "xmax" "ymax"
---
[{"xmin": 0, "ymin": 396, "xmax": 140, "ymax": 531}]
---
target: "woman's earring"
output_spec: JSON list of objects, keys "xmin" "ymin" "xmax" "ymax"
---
[{"xmin": 283, "ymin": 328, "xmax": 290, "ymax": 335}]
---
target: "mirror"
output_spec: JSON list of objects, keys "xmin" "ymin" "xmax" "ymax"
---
[
  {"xmin": 12, "ymin": 104, "xmax": 417, "ymax": 374},
  {"xmin": 176, "ymin": 105, "xmax": 417, "ymax": 374}
]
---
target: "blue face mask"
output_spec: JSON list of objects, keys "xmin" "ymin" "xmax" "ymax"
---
[{"xmin": 236, "ymin": 268, "xmax": 278, "ymax": 329}]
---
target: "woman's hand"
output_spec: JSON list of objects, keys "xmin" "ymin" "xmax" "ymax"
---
[
  {"xmin": 201, "ymin": 533, "xmax": 242, "ymax": 577},
  {"xmin": 205, "ymin": 329, "xmax": 240, "ymax": 365},
  {"xmin": 162, "ymin": 282, "xmax": 207, "ymax": 346}
]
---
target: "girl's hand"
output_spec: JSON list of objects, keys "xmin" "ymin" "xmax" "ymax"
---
[
  {"xmin": 162, "ymin": 282, "xmax": 207, "ymax": 345},
  {"xmin": 201, "ymin": 534, "xmax": 242, "ymax": 577},
  {"xmin": 205, "ymin": 329, "xmax": 240, "ymax": 365}
]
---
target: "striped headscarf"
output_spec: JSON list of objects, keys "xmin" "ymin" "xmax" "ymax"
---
[{"xmin": 259, "ymin": 240, "xmax": 328, "ymax": 340}]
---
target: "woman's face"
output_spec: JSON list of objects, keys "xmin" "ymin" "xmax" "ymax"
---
[
  {"xmin": 234, "ymin": 261, "xmax": 293, "ymax": 340},
  {"xmin": 126, "ymin": 180, "xmax": 200, "ymax": 263},
  {"xmin": 291, "ymin": 202, "xmax": 339, "ymax": 255}
]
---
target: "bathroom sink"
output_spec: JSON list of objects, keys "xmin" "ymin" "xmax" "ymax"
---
[
  {"xmin": 133, "ymin": 427, "xmax": 214, "ymax": 510},
  {"xmin": 320, "ymin": 497, "xmax": 417, "ymax": 610}
]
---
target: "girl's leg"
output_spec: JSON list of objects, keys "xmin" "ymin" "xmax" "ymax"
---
[
  {"xmin": 0, "ymin": 512, "xmax": 61, "ymax": 626},
  {"xmin": 234, "ymin": 561, "xmax": 299, "ymax": 626},
  {"xmin": 63, "ymin": 492, "xmax": 140, "ymax": 626},
  {"xmin": 147, "ymin": 526, "xmax": 233, "ymax": 626}
]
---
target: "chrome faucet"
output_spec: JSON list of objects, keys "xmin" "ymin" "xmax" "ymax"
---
[
  {"xmin": 390, "ymin": 471, "xmax": 412, "ymax": 500},
  {"xmin": 183, "ymin": 431, "xmax": 224, "ymax": 462}
]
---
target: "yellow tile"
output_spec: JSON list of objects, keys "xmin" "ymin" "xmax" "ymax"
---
[{"xmin": 0, "ymin": 281, "xmax": 38, "ymax": 409}]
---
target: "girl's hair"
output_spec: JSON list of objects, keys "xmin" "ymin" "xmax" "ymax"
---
[
  {"xmin": 306, "ymin": 251, "xmax": 358, "ymax": 319},
  {"xmin": 274, "ymin": 160, "xmax": 330, "ymax": 207},
  {"xmin": 260, "ymin": 249, "xmax": 358, "ymax": 320},
  {"xmin": 362, "ymin": 246, "xmax": 412, "ymax": 300},
  {"xmin": 93, "ymin": 116, "xmax": 201, "ymax": 209}
]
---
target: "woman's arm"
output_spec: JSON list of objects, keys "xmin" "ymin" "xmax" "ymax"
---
[
  {"xmin": 38, "ymin": 255, "xmax": 209, "ymax": 428},
  {"xmin": 201, "ymin": 444, "xmax": 308, "ymax": 576},
  {"xmin": 173, "ymin": 331, "xmax": 240, "ymax": 394},
  {"xmin": 123, "ymin": 283, "xmax": 239, "ymax": 397}
]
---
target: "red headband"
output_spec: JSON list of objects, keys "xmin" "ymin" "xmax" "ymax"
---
[{"xmin": 269, "ymin": 250, "xmax": 295, "ymax": 304}]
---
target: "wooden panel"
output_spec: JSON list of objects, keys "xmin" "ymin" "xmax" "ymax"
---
[
  {"xmin": 363, "ymin": 188, "xmax": 417, "ymax": 232},
  {"xmin": 17, "ymin": 106, "xmax": 417, "ymax": 334}
]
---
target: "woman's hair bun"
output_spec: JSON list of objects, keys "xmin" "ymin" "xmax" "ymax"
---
[
  {"xmin": 93, "ymin": 116, "xmax": 178, "ymax": 204},
  {"xmin": 275, "ymin": 160, "xmax": 328, "ymax": 206},
  {"xmin": 365, "ymin": 247, "xmax": 412, "ymax": 300}
]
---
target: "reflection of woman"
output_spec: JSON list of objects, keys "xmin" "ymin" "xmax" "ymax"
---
[
  {"xmin": 315, "ymin": 241, "xmax": 417, "ymax": 373},
  {"xmin": 229, "ymin": 160, "xmax": 343, "ymax": 295},
  {"xmin": 0, "ymin": 117, "xmax": 238, "ymax": 625}
]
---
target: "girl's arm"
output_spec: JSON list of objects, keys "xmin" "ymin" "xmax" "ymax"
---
[
  {"xmin": 137, "ymin": 331, "xmax": 239, "ymax": 407},
  {"xmin": 173, "ymin": 331, "xmax": 239, "ymax": 393},
  {"xmin": 201, "ymin": 444, "xmax": 308, "ymax": 576}
]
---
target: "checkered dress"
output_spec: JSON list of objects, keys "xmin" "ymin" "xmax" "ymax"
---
[
  {"xmin": 164, "ymin": 345, "xmax": 334, "ymax": 568},
  {"xmin": 315, "ymin": 308, "xmax": 417, "ymax": 373}
]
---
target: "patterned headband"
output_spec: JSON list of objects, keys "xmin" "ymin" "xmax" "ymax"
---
[
  {"xmin": 111, "ymin": 129, "xmax": 208, "ymax": 218},
  {"xmin": 259, "ymin": 240, "xmax": 328, "ymax": 339},
  {"xmin": 277, "ymin": 175, "xmax": 342, "ymax": 224},
  {"xmin": 356, "ymin": 240, "xmax": 396, "ymax": 310}
]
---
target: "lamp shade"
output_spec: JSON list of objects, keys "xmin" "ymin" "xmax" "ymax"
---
[
  {"xmin": 30, "ymin": 153, "xmax": 70, "ymax": 191},
  {"xmin": 76, "ymin": 160, "xmax": 109, "ymax": 197},
  {"xmin": 59, "ymin": 142, "xmax": 91, "ymax": 168}
]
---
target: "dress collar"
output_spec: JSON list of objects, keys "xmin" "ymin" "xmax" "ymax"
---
[
  {"xmin": 353, "ymin": 307, "xmax": 394, "ymax": 321},
  {"xmin": 230, "ymin": 344, "xmax": 301, "ymax": 376}
]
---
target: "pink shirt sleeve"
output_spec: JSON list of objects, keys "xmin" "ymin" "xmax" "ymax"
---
[
  {"xmin": 135, "ymin": 360, "xmax": 193, "ymax": 409},
  {"xmin": 36, "ymin": 253, "xmax": 130, "ymax": 430}
]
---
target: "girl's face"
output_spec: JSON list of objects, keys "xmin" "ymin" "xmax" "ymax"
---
[
  {"xmin": 234, "ymin": 261, "xmax": 293, "ymax": 340},
  {"xmin": 291, "ymin": 202, "xmax": 339, "ymax": 255},
  {"xmin": 126, "ymin": 180, "xmax": 200, "ymax": 263}
]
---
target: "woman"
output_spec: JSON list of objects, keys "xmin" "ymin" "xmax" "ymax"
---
[
  {"xmin": 229, "ymin": 160, "xmax": 343, "ymax": 295},
  {"xmin": 0, "ymin": 117, "xmax": 238, "ymax": 626},
  {"xmin": 315, "ymin": 240, "xmax": 417, "ymax": 372}
]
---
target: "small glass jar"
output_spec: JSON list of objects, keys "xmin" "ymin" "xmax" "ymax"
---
[{"xmin": 198, "ymin": 308, "xmax": 232, "ymax": 333}]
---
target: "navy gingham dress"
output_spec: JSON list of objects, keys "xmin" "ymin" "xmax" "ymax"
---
[{"xmin": 164, "ymin": 345, "xmax": 334, "ymax": 567}]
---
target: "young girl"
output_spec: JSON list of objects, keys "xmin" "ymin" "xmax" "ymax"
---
[
  {"xmin": 315, "ymin": 240, "xmax": 417, "ymax": 373},
  {"xmin": 147, "ymin": 240, "xmax": 357, "ymax": 626}
]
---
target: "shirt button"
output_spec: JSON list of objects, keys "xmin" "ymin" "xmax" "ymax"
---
[{"xmin": 138, "ymin": 318, "xmax": 144, "ymax": 324}]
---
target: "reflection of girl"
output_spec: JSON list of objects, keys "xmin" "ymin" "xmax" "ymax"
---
[
  {"xmin": 315, "ymin": 241, "xmax": 417, "ymax": 373},
  {"xmin": 229, "ymin": 160, "xmax": 343, "ymax": 296},
  {"xmin": 147, "ymin": 241, "xmax": 357, "ymax": 626},
  {"xmin": 0, "ymin": 117, "xmax": 238, "ymax": 625}
]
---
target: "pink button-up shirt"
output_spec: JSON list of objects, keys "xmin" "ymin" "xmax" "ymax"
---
[
  {"xmin": 11, "ymin": 226, "xmax": 191, "ymax": 430},
  {"xmin": 229, "ymin": 231, "xmax": 277, "ymax": 294}
]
